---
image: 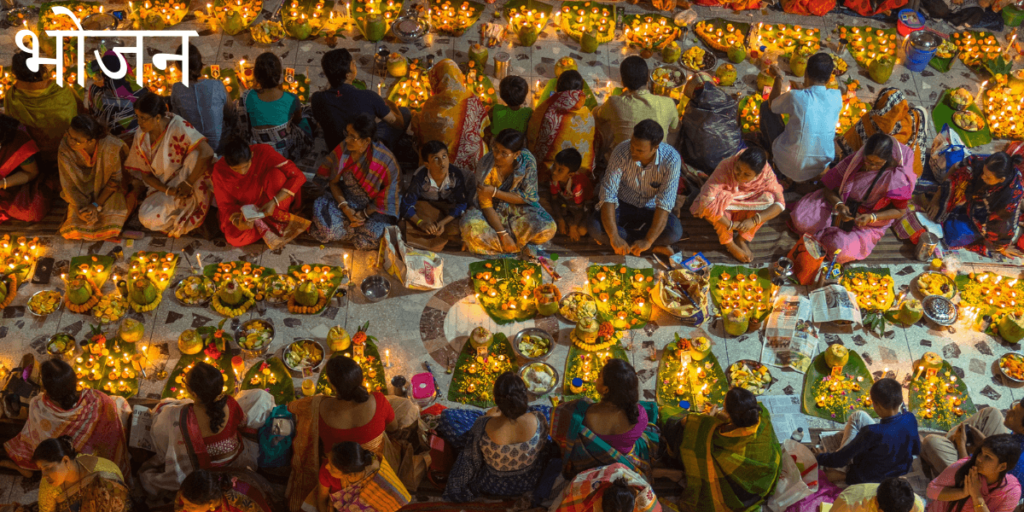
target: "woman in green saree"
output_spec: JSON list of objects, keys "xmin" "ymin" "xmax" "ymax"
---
[
  {"xmin": 32, "ymin": 436, "xmax": 130, "ymax": 512},
  {"xmin": 666, "ymin": 387, "xmax": 782, "ymax": 512}
]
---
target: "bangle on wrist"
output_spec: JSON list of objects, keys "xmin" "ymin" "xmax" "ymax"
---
[
  {"xmin": 833, "ymin": 200, "xmax": 844, "ymax": 210},
  {"xmin": 414, "ymin": 218, "xmax": 423, "ymax": 226},
  {"xmin": 273, "ymin": 196, "xmax": 280, "ymax": 207}
]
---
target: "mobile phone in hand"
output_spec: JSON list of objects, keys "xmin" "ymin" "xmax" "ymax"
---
[{"xmin": 32, "ymin": 257, "xmax": 55, "ymax": 285}]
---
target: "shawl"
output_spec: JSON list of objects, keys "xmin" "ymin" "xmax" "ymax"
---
[
  {"xmin": 0, "ymin": 130, "xmax": 39, "ymax": 178},
  {"xmin": 414, "ymin": 59, "xmax": 488, "ymax": 170},
  {"xmin": 828, "ymin": 139, "xmax": 917, "ymax": 213},
  {"xmin": 939, "ymin": 155, "xmax": 1024, "ymax": 255},
  {"xmin": 50, "ymin": 455, "xmax": 130, "ymax": 512},
  {"xmin": 552, "ymin": 463, "xmax": 661, "ymax": 512},
  {"xmin": 679, "ymin": 405, "xmax": 782, "ymax": 512},
  {"xmin": 317, "ymin": 141, "xmax": 400, "ymax": 217},
  {"xmin": 690, "ymin": 149, "xmax": 784, "ymax": 221},
  {"xmin": 3, "ymin": 82, "xmax": 79, "ymax": 156},
  {"xmin": 475, "ymin": 150, "xmax": 542, "ymax": 210},
  {"xmin": 442, "ymin": 412, "xmax": 549, "ymax": 502},
  {"xmin": 328, "ymin": 459, "xmax": 410, "ymax": 512},
  {"xmin": 528, "ymin": 89, "xmax": 596, "ymax": 180},
  {"xmin": 287, "ymin": 396, "xmax": 325, "ymax": 512},
  {"xmin": 837, "ymin": 88, "xmax": 926, "ymax": 177},
  {"xmin": 550, "ymin": 399, "xmax": 659, "ymax": 481},
  {"xmin": 139, "ymin": 390, "xmax": 273, "ymax": 496},
  {"xmin": 57, "ymin": 134, "xmax": 126, "ymax": 207},
  {"xmin": 3, "ymin": 390, "xmax": 130, "ymax": 475},
  {"xmin": 125, "ymin": 114, "xmax": 206, "ymax": 185}
]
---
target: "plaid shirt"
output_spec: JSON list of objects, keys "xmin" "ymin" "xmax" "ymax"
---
[{"xmin": 599, "ymin": 141, "xmax": 681, "ymax": 212}]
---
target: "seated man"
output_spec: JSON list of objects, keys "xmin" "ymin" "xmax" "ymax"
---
[
  {"xmin": 922, "ymin": 400, "xmax": 1024, "ymax": 481},
  {"xmin": 400, "ymin": 140, "xmax": 471, "ymax": 251},
  {"xmin": 759, "ymin": 53, "xmax": 842, "ymax": 187},
  {"xmin": 310, "ymin": 49, "xmax": 410, "ymax": 152},
  {"xmin": 832, "ymin": 477, "xmax": 924, "ymax": 512},
  {"xmin": 815, "ymin": 378, "xmax": 920, "ymax": 485},
  {"xmin": 594, "ymin": 56, "xmax": 679, "ymax": 161},
  {"xmin": 587, "ymin": 119, "xmax": 682, "ymax": 256}
]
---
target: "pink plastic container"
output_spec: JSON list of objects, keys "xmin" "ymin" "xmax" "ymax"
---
[{"xmin": 411, "ymin": 372, "xmax": 436, "ymax": 406}]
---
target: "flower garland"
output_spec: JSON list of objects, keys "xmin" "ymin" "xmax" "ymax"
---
[
  {"xmin": 287, "ymin": 287, "xmax": 328, "ymax": 314},
  {"xmin": 571, "ymin": 322, "xmax": 622, "ymax": 352},
  {"xmin": 212, "ymin": 286, "xmax": 256, "ymax": 317},
  {"xmin": 65, "ymin": 276, "xmax": 102, "ymax": 314},
  {"xmin": 129, "ymin": 292, "xmax": 161, "ymax": 313},
  {"xmin": 0, "ymin": 274, "xmax": 17, "ymax": 310}
]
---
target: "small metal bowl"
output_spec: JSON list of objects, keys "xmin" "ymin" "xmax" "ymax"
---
[
  {"xmin": 511, "ymin": 328, "xmax": 555, "ymax": 361},
  {"xmin": 913, "ymin": 271, "xmax": 957, "ymax": 300},
  {"xmin": 235, "ymin": 319, "xmax": 275, "ymax": 359},
  {"xmin": 29, "ymin": 291, "xmax": 63, "ymax": 318},
  {"xmin": 998, "ymin": 352, "xmax": 1024, "ymax": 384},
  {"xmin": 361, "ymin": 275, "xmax": 391, "ymax": 303},
  {"xmin": 172, "ymin": 276, "xmax": 213, "ymax": 307},
  {"xmin": 282, "ymin": 339, "xmax": 326, "ymax": 373},
  {"xmin": 46, "ymin": 333, "xmax": 76, "ymax": 360},
  {"xmin": 923, "ymin": 295, "xmax": 958, "ymax": 326},
  {"xmin": 519, "ymin": 361, "xmax": 559, "ymax": 396},
  {"xmin": 557, "ymin": 292, "xmax": 595, "ymax": 324}
]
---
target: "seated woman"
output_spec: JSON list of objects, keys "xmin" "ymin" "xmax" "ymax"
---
[
  {"xmin": 175, "ymin": 469, "xmax": 272, "ymax": 512},
  {"xmin": 923, "ymin": 153, "xmax": 1024, "ymax": 258},
  {"xmin": 235, "ymin": 52, "xmax": 312, "ymax": 161},
  {"xmin": 836, "ymin": 88, "xmax": 926, "ymax": 177},
  {"xmin": 139, "ymin": 362, "xmax": 274, "ymax": 498},
  {"xmin": 85, "ymin": 53, "xmax": 145, "ymax": 141},
  {"xmin": 33, "ymin": 437, "xmax": 130, "ymax": 512},
  {"xmin": 690, "ymin": 147, "xmax": 784, "ymax": 263},
  {"xmin": 412, "ymin": 59, "xmax": 488, "ymax": 171},
  {"xmin": 548, "ymin": 463, "xmax": 661, "ymax": 512},
  {"xmin": 527, "ymin": 69, "xmax": 595, "ymax": 183},
  {"xmin": 288, "ymin": 356, "xmax": 416, "ymax": 512},
  {"xmin": 309, "ymin": 114, "xmax": 400, "ymax": 249},
  {"xmin": 4, "ymin": 52, "xmax": 80, "ymax": 165},
  {"xmin": 0, "ymin": 114, "xmax": 53, "ymax": 224},
  {"xmin": 400, "ymin": 140, "xmax": 472, "ymax": 252},
  {"xmin": 461, "ymin": 129, "xmax": 557, "ymax": 255},
  {"xmin": 57, "ymin": 114, "xmax": 137, "ymax": 240},
  {"xmin": 315, "ymin": 441, "xmax": 410, "ymax": 512},
  {"xmin": 211, "ymin": 139, "xmax": 309, "ymax": 249},
  {"xmin": 171, "ymin": 45, "xmax": 229, "ymax": 153},
  {"xmin": 926, "ymin": 434, "xmax": 1021, "ymax": 512},
  {"xmin": 443, "ymin": 372, "xmax": 549, "ymax": 502},
  {"xmin": 3, "ymin": 359, "xmax": 130, "ymax": 479},
  {"xmin": 551, "ymin": 359, "xmax": 657, "ymax": 481},
  {"xmin": 126, "ymin": 92, "xmax": 215, "ymax": 238},
  {"xmin": 665, "ymin": 387, "xmax": 782, "ymax": 512},
  {"xmin": 790, "ymin": 133, "xmax": 917, "ymax": 264}
]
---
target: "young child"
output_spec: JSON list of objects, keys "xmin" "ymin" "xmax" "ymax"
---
[
  {"xmin": 548, "ymin": 148, "xmax": 594, "ymax": 242},
  {"xmin": 491, "ymin": 75, "xmax": 533, "ymax": 137},
  {"xmin": 316, "ymin": 442, "xmax": 410, "ymax": 512},
  {"xmin": 816, "ymin": 377, "xmax": 920, "ymax": 485}
]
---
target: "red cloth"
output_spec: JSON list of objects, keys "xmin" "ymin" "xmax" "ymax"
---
[
  {"xmin": 549, "ymin": 172, "xmax": 594, "ymax": 206},
  {"xmin": 843, "ymin": 0, "xmax": 906, "ymax": 17},
  {"xmin": 319, "ymin": 463, "xmax": 343, "ymax": 493},
  {"xmin": 211, "ymin": 144, "xmax": 306, "ymax": 246},
  {"xmin": 0, "ymin": 130, "xmax": 53, "ymax": 223},
  {"xmin": 782, "ymin": 0, "xmax": 835, "ymax": 16},
  {"xmin": 694, "ymin": 0, "xmax": 761, "ymax": 10},
  {"xmin": 318, "ymin": 392, "xmax": 395, "ymax": 449},
  {"xmin": 202, "ymin": 397, "xmax": 245, "ymax": 446}
]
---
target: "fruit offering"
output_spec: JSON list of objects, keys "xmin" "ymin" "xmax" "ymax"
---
[
  {"xmin": 559, "ymin": 1, "xmax": 616, "ymax": 45},
  {"xmin": 243, "ymin": 14, "xmax": 279, "ymax": 40},
  {"xmin": 29, "ymin": 291, "xmax": 62, "ymax": 316},
  {"xmin": 237, "ymin": 320, "xmax": 274, "ymax": 352},
  {"xmin": 716, "ymin": 64, "xmax": 737, "ymax": 87},
  {"xmin": 0, "ymin": 273, "xmax": 18, "ymax": 311},
  {"xmin": 837, "ymin": 26, "xmax": 898, "ymax": 71},
  {"xmin": 92, "ymin": 294, "xmax": 128, "ymax": 324},
  {"xmin": 431, "ymin": 0, "xmax": 484, "ymax": 36},
  {"xmin": 261, "ymin": 274, "xmax": 297, "ymax": 303},
  {"xmin": 916, "ymin": 272, "xmax": 955, "ymax": 298},
  {"xmin": 517, "ymin": 333, "xmax": 552, "ymax": 358},
  {"xmin": 559, "ymin": 292, "xmax": 596, "ymax": 322},
  {"xmin": 842, "ymin": 269, "xmax": 895, "ymax": 310},
  {"xmin": 728, "ymin": 360, "xmax": 773, "ymax": 395},
  {"xmin": 119, "ymin": 318, "xmax": 146, "ymax": 343},
  {"xmin": 587, "ymin": 264, "xmax": 655, "ymax": 329},
  {"xmin": 128, "ymin": 278, "xmax": 162, "ymax": 313},
  {"xmin": 622, "ymin": 14, "xmax": 681, "ymax": 54},
  {"xmin": 520, "ymin": 362, "xmax": 557, "ymax": 394},
  {"xmin": 1000, "ymin": 353, "xmax": 1024, "ymax": 381},
  {"xmin": 953, "ymin": 110, "xmax": 985, "ymax": 132},
  {"xmin": 754, "ymin": 22, "xmax": 821, "ymax": 57},
  {"xmin": 681, "ymin": 46, "xmax": 709, "ymax": 71},
  {"xmin": 47, "ymin": 333, "xmax": 75, "ymax": 357},
  {"xmin": 694, "ymin": 19, "xmax": 749, "ymax": 52},
  {"xmin": 470, "ymin": 259, "xmax": 542, "ymax": 324},
  {"xmin": 175, "ymin": 275, "xmax": 215, "ymax": 305},
  {"xmin": 935, "ymin": 38, "xmax": 956, "ymax": 59},
  {"xmin": 950, "ymin": 87, "xmax": 974, "ymax": 111},
  {"xmin": 284, "ymin": 340, "xmax": 325, "ymax": 372},
  {"xmin": 65, "ymin": 274, "xmax": 100, "ymax": 314}
]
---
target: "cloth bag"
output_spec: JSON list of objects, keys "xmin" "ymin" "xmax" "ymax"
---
[
  {"xmin": 787, "ymin": 235, "xmax": 826, "ymax": 286},
  {"xmin": 767, "ymin": 439, "xmax": 819, "ymax": 512},
  {"xmin": 378, "ymin": 225, "xmax": 444, "ymax": 290},
  {"xmin": 1, "ymin": 355, "xmax": 40, "ymax": 420},
  {"xmin": 928, "ymin": 124, "xmax": 967, "ymax": 183},
  {"xmin": 257, "ymin": 405, "xmax": 294, "ymax": 469}
]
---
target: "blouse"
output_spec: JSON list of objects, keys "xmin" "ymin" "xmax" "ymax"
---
[
  {"xmin": 204, "ymin": 398, "xmax": 246, "ymax": 463},
  {"xmin": 480, "ymin": 412, "xmax": 545, "ymax": 471},
  {"xmin": 595, "ymin": 405, "xmax": 648, "ymax": 455},
  {"xmin": 319, "ymin": 392, "xmax": 395, "ymax": 450},
  {"xmin": 926, "ymin": 458, "xmax": 1021, "ymax": 512}
]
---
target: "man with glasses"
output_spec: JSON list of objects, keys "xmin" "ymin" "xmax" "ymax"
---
[{"xmin": 921, "ymin": 400, "xmax": 1024, "ymax": 481}]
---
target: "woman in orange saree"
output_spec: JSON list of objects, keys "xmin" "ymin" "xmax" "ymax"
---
[
  {"xmin": 412, "ymin": 59, "xmax": 489, "ymax": 172},
  {"xmin": 527, "ymin": 70, "xmax": 596, "ymax": 183}
]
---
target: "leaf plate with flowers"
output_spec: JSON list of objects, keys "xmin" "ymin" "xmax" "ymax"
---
[
  {"xmin": 587, "ymin": 264, "xmax": 656, "ymax": 329},
  {"xmin": 241, "ymin": 357, "xmax": 296, "ymax": 405},
  {"xmin": 471, "ymin": 259, "xmax": 542, "ymax": 325},
  {"xmin": 74, "ymin": 325, "xmax": 140, "ymax": 398},
  {"xmin": 162, "ymin": 321, "xmax": 238, "ymax": 399},
  {"xmin": 562, "ymin": 341, "xmax": 628, "ymax": 401},
  {"xmin": 655, "ymin": 334, "xmax": 727, "ymax": 421},
  {"xmin": 801, "ymin": 348, "xmax": 875, "ymax": 422},
  {"xmin": 315, "ymin": 322, "xmax": 388, "ymax": 393},
  {"xmin": 447, "ymin": 333, "xmax": 519, "ymax": 407}
]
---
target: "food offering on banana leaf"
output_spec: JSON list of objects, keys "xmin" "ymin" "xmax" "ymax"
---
[
  {"xmin": 163, "ymin": 320, "xmax": 237, "ymax": 399},
  {"xmin": 74, "ymin": 325, "xmax": 141, "ymax": 398}
]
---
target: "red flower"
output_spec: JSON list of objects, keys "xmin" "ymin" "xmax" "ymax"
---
[
  {"xmin": 598, "ymin": 322, "xmax": 615, "ymax": 338},
  {"xmin": 352, "ymin": 331, "xmax": 367, "ymax": 345}
]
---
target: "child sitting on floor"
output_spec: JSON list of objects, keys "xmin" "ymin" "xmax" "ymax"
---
[
  {"xmin": 490, "ymin": 75, "xmax": 533, "ymax": 138},
  {"xmin": 547, "ymin": 148, "xmax": 594, "ymax": 242}
]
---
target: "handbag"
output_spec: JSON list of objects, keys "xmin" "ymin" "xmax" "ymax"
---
[
  {"xmin": 928, "ymin": 124, "xmax": 967, "ymax": 183},
  {"xmin": 257, "ymin": 405, "xmax": 294, "ymax": 469},
  {"xmin": 1, "ymin": 355, "xmax": 40, "ymax": 421},
  {"xmin": 787, "ymin": 235, "xmax": 826, "ymax": 286}
]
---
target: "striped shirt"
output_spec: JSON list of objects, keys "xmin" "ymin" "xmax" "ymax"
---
[{"xmin": 599, "ymin": 140, "xmax": 681, "ymax": 212}]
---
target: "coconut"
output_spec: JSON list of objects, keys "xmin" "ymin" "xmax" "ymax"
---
[
  {"xmin": 519, "ymin": 25, "xmax": 539, "ymax": 47},
  {"xmin": 789, "ymin": 51, "xmax": 810, "ymax": 78},
  {"xmin": 130, "ymin": 278, "xmax": 158, "ymax": 306},
  {"xmin": 727, "ymin": 45, "xmax": 747, "ymax": 64},
  {"xmin": 916, "ymin": 351, "xmax": 943, "ymax": 373},
  {"xmin": 119, "ymin": 318, "xmax": 145, "ymax": 343},
  {"xmin": 823, "ymin": 344, "xmax": 850, "ymax": 368},
  {"xmin": 294, "ymin": 281, "xmax": 320, "ymax": 307},
  {"xmin": 0, "ymin": 279, "xmax": 8, "ymax": 304},
  {"xmin": 689, "ymin": 337, "xmax": 712, "ymax": 361},
  {"xmin": 328, "ymin": 326, "xmax": 351, "ymax": 353},
  {"xmin": 896, "ymin": 300, "xmax": 924, "ymax": 326},
  {"xmin": 1000, "ymin": 312, "xmax": 1024, "ymax": 344},
  {"xmin": 756, "ymin": 71, "xmax": 775, "ymax": 92},
  {"xmin": 715, "ymin": 64, "xmax": 737, "ymax": 87},
  {"xmin": 222, "ymin": 10, "xmax": 248, "ymax": 35},
  {"xmin": 178, "ymin": 329, "xmax": 204, "ymax": 355},
  {"xmin": 555, "ymin": 57, "xmax": 577, "ymax": 77},
  {"xmin": 387, "ymin": 53, "xmax": 408, "ymax": 77},
  {"xmin": 580, "ymin": 29, "xmax": 600, "ymax": 54},
  {"xmin": 469, "ymin": 327, "xmax": 493, "ymax": 349},
  {"xmin": 363, "ymin": 14, "xmax": 387, "ymax": 42},
  {"xmin": 868, "ymin": 55, "xmax": 894, "ymax": 84},
  {"xmin": 469, "ymin": 44, "xmax": 489, "ymax": 71},
  {"xmin": 67, "ymin": 276, "xmax": 93, "ymax": 306},
  {"xmin": 217, "ymin": 279, "xmax": 246, "ymax": 307},
  {"xmin": 662, "ymin": 41, "xmax": 682, "ymax": 64},
  {"xmin": 724, "ymin": 309, "xmax": 749, "ymax": 336}
]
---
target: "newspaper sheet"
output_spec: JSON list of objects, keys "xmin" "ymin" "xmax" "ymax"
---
[
  {"xmin": 758, "ymin": 394, "xmax": 811, "ymax": 444},
  {"xmin": 762, "ymin": 295, "xmax": 818, "ymax": 373},
  {"xmin": 809, "ymin": 284, "xmax": 862, "ymax": 324},
  {"xmin": 128, "ymin": 405, "xmax": 155, "ymax": 451}
]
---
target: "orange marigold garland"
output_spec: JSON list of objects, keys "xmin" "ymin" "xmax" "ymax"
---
[
  {"xmin": 287, "ymin": 288, "xmax": 328, "ymax": 314},
  {"xmin": 0, "ymin": 274, "xmax": 17, "ymax": 310},
  {"xmin": 66, "ymin": 276, "xmax": 102, "ymax": 314}
]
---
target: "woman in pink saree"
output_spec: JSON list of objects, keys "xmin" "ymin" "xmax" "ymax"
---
[
  {"xmin": 790, "ymin": 133, "xmax": 917, "ymax": 264},
  {"xmin": 527, "ymin": 70, "xmax": 595, "ymax": 183}
]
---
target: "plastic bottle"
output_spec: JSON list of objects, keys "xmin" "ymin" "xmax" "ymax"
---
[{"xmin": 790, "ymin": 427, "xmax": 805, "ymax": 442}]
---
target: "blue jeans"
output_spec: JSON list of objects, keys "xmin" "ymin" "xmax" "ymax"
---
[
  {"xmin": 377, "ymin": 107, "xmax": 412, "ymax": 149},
  {"xmin": 587, "ymin": 202, "xmax": 684, "ymax": 247}
]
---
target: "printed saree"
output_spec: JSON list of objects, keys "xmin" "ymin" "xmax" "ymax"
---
[
  {"xmin": 41, "ymin": 455, "xmax": 130, "ymax": 512},
  {"xmin": 3, "ymin": 81, "xmax": 79, "ymax": 159},
  {"xmin": 938, "ymin": 156, "xmax": 1024, "ymax": 256},
  {"xmin": 57, "ymin": 134, "xmax": 132, "ymax": 240},
  {"xmin": 236, "ymin": 89, "xmax": 314, "ymax": 163},
  {"xmin": 299, "ymin": 459, "xmax": 410, "ymax": 512},
  {"xmin": 4, "ymin": 390, "xmax": 130, "ymax": 475},
  {"xmin": 678, "ymin": 405, "xmax": 782, "ymax": 512},
  {"xmin": 0, "ymin": 130, "xmax": 53, "ymax": 223},
  {"xmin": 551, "ymin": 463, "xmax": 661, "ymax": 512},
  {"xmin": 690, "ymin": 149, "xmax": 784, "ymax": 245},
  {"xmin": 174, "ymin": 470, "xmax": 273, "ymax": 512},
  {"xmin": 550, "ymin": 398, "xmax": 659, "ymax": 481},
  {"xmin": 211, "ymin": 144, "xmax": 309, "ymax": 249},
  {"xmin": 125, "ymin": 114, "xmax": 213, "ymax": 237},
  {"xmin": 412, "ymin": 59, "xmax": 488, "ymax": 171},
  {"xmin": 528, "ymin": 89, "xmax": 596, "ymax": 182},
  {"xmin": 836, "ymin": 88, "xmax": 926, "ymax": 177}
]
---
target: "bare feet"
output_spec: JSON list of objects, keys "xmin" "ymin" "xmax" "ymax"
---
[
  {"xmin": 736, "ymin": 238, "xmax": 754, "ymax": 261},
  {"xmin": 651, "ymin": 245, "xmax": 675, "ymax": 257},
  {"xmin": 725, "ymin": 240, "xmax": 753, "ymax": 263},
  {"xmin": 0, "ymin": 460, "xmax": 33, "ymax": 479}
]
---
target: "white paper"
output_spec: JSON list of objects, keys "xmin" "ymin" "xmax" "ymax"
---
[
  {"xmin": 758, "ymin": 395, "xmax": 811, "ymax": 444},
  {"xmin": 809, "ymin": 285, "xmax": 862, "ymax": 324},
  {"xmin": 128, "ymin": 405, "xmax": 155, "ymax": 451},
  {"xmin": 762, "ymin": 295, "xmax": 818, "ymax": 373},
  {"xmin": 241, "ymin": 204, "xmax": 265, "ymax": 222}
]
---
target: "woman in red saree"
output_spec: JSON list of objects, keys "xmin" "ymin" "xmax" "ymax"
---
[
  {"xmin": 211, "ymin": 140, "xmax": 310, "ymax": 249},
  {"xmin": 2, "ymin": 359, "xmax": 130, "ymax": 479},
  {"xmin": 527, "ymin": 70, "xmax": 596, "ymax": 183},
  {"xmin": 411, "ymin": 59, "xmax": 489, "ymax": 171},
  {"xmin": 0, "ymin": 114, "xmax": 55, "ymax": 224}
]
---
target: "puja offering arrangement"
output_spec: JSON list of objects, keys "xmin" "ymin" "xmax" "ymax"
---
[
  {"xmin": 128, "ymin": 0, "xmax": 188, "ymax": 29},
  {"xmin": 128, "ymin": 252, "xmax": 179, "ymax": 291},
  {"xmin": 29, "ymin": 291, "xmax": 63, "ymax": 317},
  {"xmin": 841, "ymin": 268, "xmax": 895, "ymax": 311},
  {"xmin": 981, "ymin": 74, "xmax": 1024, "ymax": 140},
  {"xmin": 956, "ymin": 272, "xmax": 1024, "ymax": 342},
  {"xmin": 520, "ymin": 362, "xmax": 557, "ymax": 395},
  {"xmin": 388, "ymin": 62, "xmax": 431, "ymax": 111},
  {"xmin": 709, "ymin": 267, "xmax": 773, "ymax": 335},
  {"xmin": 46, "ymin": 332, "xmax": 76, "ymax": 359},
  {"xmin": 447, "ymin": 327, "xmax": 518, "ymax": 407},
  {"xmin": 558, "ymin": 292, "xmax": 596, "ymax": 322},
  {"xmin": 315, "ymin": 322, "xmax": 388, "ymax": 394},
  {"xmin": 564, "ymin": 331, "xmax": 628, "ymax": 400},
  {"xmin": 504, "ymin": 0, "xmax": 553, "ymax": 47},
  {"xmin": 533, "ymin": 284, "xmax": 561, "ymax": 317},
  {"xmin": 236, "ymin": 320, "xmax": 273, "ymax": 354},
  {"xmin": 282, "ymin": 74, "xmax": 312, "ymax": 104},
  {"xmin": 836, "ymin": 83, "xmax": 869, "ymax": 134},
  {"xmin": 281, "ymin": 0, "xmax": 341, "ymax": 40},
  {"xmin": 163, "ymin": 320, "xmax": 237, "ymax": 399},
  {"xmin": 73, "ymin": 325, "xmax": 142, "ymax": 398},
  {"xmin": 204, "ymin": 261, "xmax": 273, "ymax": 317},
  {"xmin": 802, "ymin": 344, "xmax": 875, "ymax": 422},
  {"xmin": 622, "ymin": 14, "xmax": 681, "ymax": 57},
  {"xmin": 652, "ymin": 268, "xmax": 709, "ymax": 321},
  {"xmin": 241, "ymin": 357, "xmax": 295, "ymax": 405},
  {"xmin": 999, "ymin": 352, "xmax": 1024, "ymax": 382},
  {"xmin": 286, "ymin": 264, "xmax": 347, "ymax": 315},
  {"xmin": 251, "ymin": 20, "xmax": 287, "ymax": 44},
  {"xmin": 0, "ymin": 237, "xmax": 38, "ymax": 310},
  {"xmin": 284, "ymin": 339, "xmax": 325, "ymax": 373},
  {"xmin": 63, "ymin": 255, "xmax": 114, "ymax": 314},
  {"xmin": 909, "ymin": 352, "xmax": 975, "ymax": 430},
  {"xmin": 430, "ymin": 0, "xmax": 484, "ymax": 36},
  {"xmin": 753, "ymin": 22, "xmax": 821, "ymax": 57},
  {"xmin": 655, "ymin": 335, "xmax": 725, "ymax": 417},
  {"xmin": 727, "ymin": 359, "xmax": 774, "ymax": 395},
  {"xmin": 951, "ymin": 31, "xmax": 1012, "ymax": 75},
  {"xmin": 470, "ymin": 259, "xmax": 542, "ymax": 324},
  {"xmin": 200, "ymin": 0, "xmax": 263, "ymax": 35},
  {"xmin": 694, "ymin": 19, "xmax": 750, "ymax": 52},
  {"xmin": 587, "ymin": 264, "xmax": 655, "ymax": 329},
  {"xmin": 463, "ymin": 66, "xmax": 498, "ymax": 107},
  {"xmin": 836, "ymin": 26, "xmax": 897, "ymax": 71},
  {"xmin": 738, "ymin": 95, "xmax": 768, "ymax": 134},
  {"xmin": 559, "ymin": 1, "xmax": 617, "ymax": 48},
  {"xmin": 535, "ymin": 58, "xmax": 601, "ymax": 109},
  {"xmin": 175, "ymin": 275, "xmax": 216, "ymax": 306},
  {"xmin": 0, "ymin": 236, "xmax": 41, "ymax": 284},
  {"xmin": 351, "ymin": 0, "xmax": 403, "ymax": 42}
]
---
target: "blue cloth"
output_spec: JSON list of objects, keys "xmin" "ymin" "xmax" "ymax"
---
[
  {"xmin": 599, "ymin": 141, "xmax": 681, "ymax": 212},
  {"xmin": 586, "ymin": 201, "xmax": 684, "ymax": 246},
  {"xmin": 171, "ymin": 80, "xmax": 228, "ymax": 152},
  {"xmin": 244, "ymin": 90, "xmax": 311, "ymax": 135},
  {"xmin": 399, "ymin": 164, "xmax": 472, "ymax": 220},
  {"xmin": 815, "ymin": 411, "xmax": 921, "ymax": 485},
  {"xmin": 437, "ymin": 406, "xmax": 552, "ymax": 451},
  {"xmin": 943, "ymin": 210, "xmax": 982, "ymax": 248},
  {"xmin": 1011, "ymin": 433, "xmax": 1024, "ymax": 484}
]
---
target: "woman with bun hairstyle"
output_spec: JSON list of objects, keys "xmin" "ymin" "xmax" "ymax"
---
[
  {"xmin": 664, "ymin": 387, "xmax": 782, "ymax": 511},
  {"xmin": 548, "ymin": 462, "xmax": 661, "ymax": 512},
  {"xmin": 139, "ymin": 362, "xmax": 274, "ymax": 499},
  {"xmin": 551, "ymin": 359, "xmax": 659, "ymax": 481},
  {"xmin": 33, "ymin": 436, "xmax": 131, "ymax": 512},
  {"xmin": 313, "ymin": 441, "xmax": 410, "ymax": 512},
  {"xmin": 442, "ymin": 372, "xmax": 550, "ymax": 502},
  {"xmin": 175, "ymin": 469, "xmax": 272, "ymax": 512}
]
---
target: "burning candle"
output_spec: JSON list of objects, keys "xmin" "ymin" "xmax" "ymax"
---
[{"xmin": 384, "ymin": 349, "xmax": 391, "ymax": 367}]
